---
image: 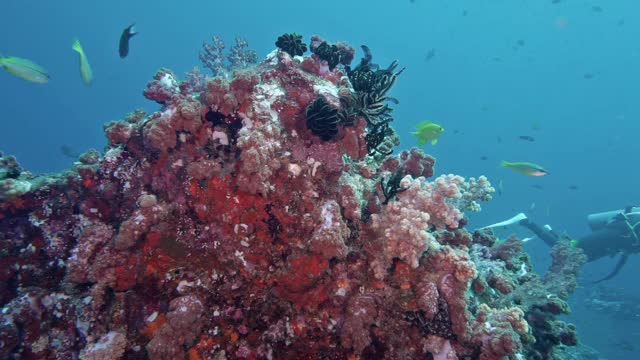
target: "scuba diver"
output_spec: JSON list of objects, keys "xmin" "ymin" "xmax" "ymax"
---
[{"xmin": 480, "ymin": 206, "xmax": 640, "ymax": 283}]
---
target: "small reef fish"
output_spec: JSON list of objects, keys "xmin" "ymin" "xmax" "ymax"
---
[
  {"xmin": 500, "ymin": 161, "xmax": 549, "ymax": 176},
  {"xmin": 60, "ymin": 145, "xmax": 80, "ymax": 159},
  {"xmin": 119, "ymin": 23, "xmax": 137, "ymax": 58},
  {"xmin": 412, "ymin": 121, "xmax": 444, "ymax": 145},
  {"xmin": 497, "ymin": 179, "xmax": 503, "ymax": 196},
  {"xmin": 424, "ymin": 48, "xmax": 436, "ymax": 62},
  {"xmin": 531, "ymin": 184, "xmax": 544, "ymax": 190},
  {"xmin": 0, "ymin": 55, "xmax": 50, "ymax": 83},
  {"xmin": 568, "ymin": 185, "xmax": 579, "ymax": 190},
  {"xmin": 72, "ymin": 38, "xmax": 93, "ymax": 85},
  {"xmin": 518, "ymin": 135, "xmax": 535, "ymax": 142}
]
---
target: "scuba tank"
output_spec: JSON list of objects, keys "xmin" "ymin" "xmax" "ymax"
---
[
  {"xmin": 581, "ymin": 206, "xmax": 640, "ymax": 272},
  {"xmin": 587, "ymin": 207, "xmax": 640, "ymax": 231},
  {"xmin": 584, "ymin": 207, "xmax": 640, "ymax": 283}
]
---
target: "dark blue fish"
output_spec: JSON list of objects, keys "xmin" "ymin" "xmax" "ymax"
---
[
  {"xmin": 425, "ymin": 48, "xmax": 436, "ymax": 62},
  {"xmin": 119, "ymin": 23, "xmax": 137, "ymax": 58},
  {"xmin": 60, "ymin": 145, "xmax": 80, "ymax": 159},
  {"xmin": 518, "ymin": 135, "xmax": 535, "ymax": 142}
]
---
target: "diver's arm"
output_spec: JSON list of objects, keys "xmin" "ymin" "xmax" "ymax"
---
[{"xmin": 519, "ymin": 218, "xmax": 560, "ymax": 247}]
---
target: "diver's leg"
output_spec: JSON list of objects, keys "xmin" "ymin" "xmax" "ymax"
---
[{"xmin": 519, "ymin": 218, "xmax": 560, "ymax": 247}]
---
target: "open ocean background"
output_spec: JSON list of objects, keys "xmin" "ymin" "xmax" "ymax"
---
[{"xmin": 1, "ymin": 0, "xmax": 638, "ymax": 357}]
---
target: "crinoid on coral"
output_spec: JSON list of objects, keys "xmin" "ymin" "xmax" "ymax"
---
[
  {"xmin": 337, "ymin": 45, "xmax": 404, "ymax": 156},
  {"xmin": 405, "ymin": 298, "xmax": 456, "ymax": 340},
  {"xmin": 306, "ymin": 97, "xmax": 341, "ymax": 141},
  {"xmin": 312, "ymin": 42, "xmax": 342, "ymax": 70},
  {"xmin": 380, "ymin": 165, "xmax": 407, "ymax": 204},
  {"xmin": 309, "ymin": 36, "xmax": 355, "ymax": 71},
  {"xmin": 275, "ymin": 33, "xmax": 307, "ymax": 57},
  {"xmin": 338, "ymin": 87, "xmax": 400, "ymax": 156},
  {"xmin": 346, "ymin": 46, "xmax": 405, "ymax": 126},
  {"xmin": 366, "ymin": 122, "xmax": 397, "ymax": 156}
]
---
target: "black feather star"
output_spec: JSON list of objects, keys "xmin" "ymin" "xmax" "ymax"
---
[
  {"xmin": 311, "ymin": 42, "xmax": 342, "ymax": 70},
  {"xmin": 275, "ymin": 33, "xmax": 307, "ymax": 57},
  {"xmin": 306, "ymin": 97, "xmax": 340, "ymax": 141}
]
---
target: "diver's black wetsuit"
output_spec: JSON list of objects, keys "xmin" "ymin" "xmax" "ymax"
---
[
  {"xmin": 519, "ymin": 218, "xmax": 637, "ymax": 261},
  {"xmin": 519, "ymin": 207, "xmax": 640, "ymax": 282}
]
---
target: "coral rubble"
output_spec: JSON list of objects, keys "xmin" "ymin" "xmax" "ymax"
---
[{"xmin": 0, "ymin": 36, "xmax": 585, "ymax": 359}]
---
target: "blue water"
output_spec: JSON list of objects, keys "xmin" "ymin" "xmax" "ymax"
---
[{"xmin": 1, "ymin": 1, "xmax": 638, "ymax": 357}]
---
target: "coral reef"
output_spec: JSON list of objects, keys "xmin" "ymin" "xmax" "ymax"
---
[
  {"xmin": 0, "ymin": 35, "xmax": 587, "ymax": 359},
  {"xmin": 471, "ymin": 231, "xmax": 588, "ymax": 359},
  {"xmin": 341, "ymin": 45, "xmax": 404, "ymax": 159},
  {"xmin": 310, "ymin": 35, "xmax": 355, "ymax": 71}
]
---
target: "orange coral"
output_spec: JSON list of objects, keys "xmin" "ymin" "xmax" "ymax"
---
[
  {"xmin": 140, "ymin": 313, "xmax": 167, "ymax": 339},
  {"xmin": 187, "ymin": 348, "xmax": 201, "ymax": 360}
]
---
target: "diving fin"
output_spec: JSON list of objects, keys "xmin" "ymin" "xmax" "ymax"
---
[
  {"xmin": 592, "ymin": 254, "xmax": 628, "ymax": 283},
  {"xmin": 478, "ymin": 213, "xmax": 528, "ymax": 230}
]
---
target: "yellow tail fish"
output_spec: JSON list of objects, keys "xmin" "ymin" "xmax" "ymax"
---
[{"xmin": 72, "ymin": 39, "xmax": 93, "ymax": 85}]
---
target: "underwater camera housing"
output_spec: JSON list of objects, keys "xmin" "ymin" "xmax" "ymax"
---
[{"xmin": 587, "ymin": 207, "xmax": 640, "ymax": 231}]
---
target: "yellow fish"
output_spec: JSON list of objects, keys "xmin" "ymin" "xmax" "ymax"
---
[
  {"xmin": 412, "ymin": 121, "xmax": 444, "ymax": 145},
  {"xmin": 0, "ymin": 55, "xmax": 50, "ymax": 83},
  {"xmin": 72, "ymin": 38, "xmax": 93, "ymax": 85}
]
